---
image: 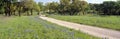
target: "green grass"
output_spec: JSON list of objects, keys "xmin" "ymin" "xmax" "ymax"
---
[
  {"xmin": 0, "ymin": 16, "xmax": 99, "ymax": 39},
  {"xmin": 49, "ymin": 15, "xmax": 120, "ymax": 31}
]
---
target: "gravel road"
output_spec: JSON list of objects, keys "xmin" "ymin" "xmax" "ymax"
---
[{"xmin": 40, "ymin": 16, "xmax": 120, "ymax": 39}]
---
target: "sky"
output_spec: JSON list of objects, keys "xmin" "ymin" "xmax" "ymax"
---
[
  {"xmin": 86, "ymin": 0, "xmax": 117, "ymax": 3},
  {"xmin": 34, "ymin": 0, "xmax": 59, "ymax": 3},
  {"xmin": 34, "ymin": 0, "xmax": 117, "ymax": 4}
]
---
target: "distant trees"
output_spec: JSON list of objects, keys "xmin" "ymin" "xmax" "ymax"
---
[
  {"xmin": 38, "ymin": 2, "xmax": 43, "ymax": 11},
  {"xmin": 3, "ymin": 0, "xmax": 17, "ymax": 16},
  {"xmin": 71, "ymin": 0, "xmax": 88, "ymax": 15},
  {"xmin": 0, "ymin": 0, "xmax": 120, "ymax": 16},
  {"xmin": 0, "ymin": 0, "xmax": 4, "ymax": 14},
  {"xmin": 90, "ymin": 1, "xmax": 120, "ymax": 15},
  {"xmin": 21, "ymin": 0, "xmax": 35, "ymax": 15},
  {"xmin": 45, "ymin": 0, "xmax": 120, "ymax": 15},
  {"xmin": 34, "ymin": 2, "xmax": 41, "ymax": 15},
  {"xmin": 0, "ymin": 0, "xmax": 42, "ymax": 16},
  {"xmin": 45, "ymin": 0, "xmax": 88, "ymax": 15},
  {"xmin": 45, "ymin": 2, "xmax": 59, "ymax": 14}
]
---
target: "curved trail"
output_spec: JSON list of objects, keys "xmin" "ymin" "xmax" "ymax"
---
[{"xmin": 39, "ymin": 16, "xmax": 120, "ymax": 39}]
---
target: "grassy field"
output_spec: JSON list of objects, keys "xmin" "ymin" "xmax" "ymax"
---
[
  {"xmin": 49, "ymin": 15, "xmax": 120, "ymax": 31},
  {"xmin": 0, "ymin": 16, "xmax": 99, "ymax": 39}
]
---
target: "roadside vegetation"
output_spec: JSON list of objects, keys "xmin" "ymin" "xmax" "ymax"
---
[
  {"xmin": 0, "ymin": 0, "xmax": 120, "ymax": 38},
  {"xmin": 45, "ymin": 0, "xmax": 120, "ymax": 31},
  {"xmin": 0, "ymin": 16, "xmax": 99, "ymax": 39},
  {"xmin": 45, "ymin": 0, "xmax": 120, "ymax": 15},
  {"xmin": 49, "ymin": 15, "xmax": 120, "ymax": 31}
]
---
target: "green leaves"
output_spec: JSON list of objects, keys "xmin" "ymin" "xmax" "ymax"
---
[
  {"xmin": 90, "ymin": 1, "xmax": 120, "ymax": 15},
  {"xmin": 45, "ymin": 0, "xmax": 89, "ymax": 15}
]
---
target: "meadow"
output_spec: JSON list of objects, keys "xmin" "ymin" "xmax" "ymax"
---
[
  {"xmin": 0, "ymin": 16, "xmax": 99, "ymax": 39},
  {"xmin": 49, "ymin": 15, "xmax": 120, "ymax": 31}
]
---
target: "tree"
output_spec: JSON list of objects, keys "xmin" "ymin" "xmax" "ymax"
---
[
  {"xmin": 0, "ymin": 0, "xmax": 18, "ymax": 16},
  {"xmin": 38, "ymin": 2, "xmax": 43, "ymax": 11},
  {"xmin": 52, "ymin": 0, "xmax": 89, "ymax": 15},
  {"xmin": 70, "ymin": 0, "xmax": 88, "ymax": 15},
  {"xmin": 89, "ymin": 1, "xmax": 120, "ymax": 15},
  {"xmin": 0, "ymin": 0, "xmax": 4, "ymax": 14},
  {"xmin": 34, "ymin": 2, "xmax": 41, "ymax": 15},
  {"xmin": 115, "ymin": 1, "xmax": 120, "ymax": 15},
  {"xmin": 100, "ymin": 1, "xmax": 120, "ymax": 15},
  {"xmin": 4, "ymin": 0, "xmax": 17, "ymax": 16},
  {"xmin": 10, "ymin": 3, "xmax": 17, "ymax": 15},
  {"xmin": 0, "ymin": 6, "xmax": 4, "ymax": 14},
  {"xmin": 21, "ymin": 0, "xmax": 35, "ymax": 15},
  {"xmin": 80, "ymin": 1, "xmax": 88, "ymax": 15},
  {"xmin": 58, "ymin": 0, "xmax": 71, "ymax": 15},
  {"xmin": 16, "ymin": 2, "xmax": 23, "ymax": 16},
  {"xmin": 45, "ymin": 2, "xmax": 59, "ymax": 14},
  {"xmin": 0, "ymin": 0, "xmax": 42, "ymax": 16}
]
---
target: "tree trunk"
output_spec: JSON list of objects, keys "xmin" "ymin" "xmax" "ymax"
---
[
  {"xmin": 8, "ymin": 12, "xmax": 11, "ymax": 16},
  {"xmin": 18, "ymin": 11, "xmax": 21, "ymax": 16},
  {"xmin": 31, "ymin": 9, "xmax": 33, "ymax": 15},
  {"xmin": 13, "ymin": 11, "xmax": 16, "ymax": 15},
  {"xmin": 70, "ymin": 12, "xmax": 72, "ymax": 15},
  {"xmin": 8, "ymin": 9, "xmax": 11, "ymax": 16},
  {"xmin": 5, "ymin": 12, "xmax": 7, "ymax": 16},
  {"xmin": 4, "ymin": 10, "xmax": 7, "ymax": 16},
  {"xmin": 8, "ymin": 4, "xmax": 11, "ymax": 16},
  {"xmin": 37, "ymin": 12, "xmax": 39, "ymax": 15},
  {"xmin": 27, "ymin": 11, "xmax": 29, "ymax": 16},
  {"xmin": 83, "ymin": 11, "xmax": 85, "ymax": 15}
]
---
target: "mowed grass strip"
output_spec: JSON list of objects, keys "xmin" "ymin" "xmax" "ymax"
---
[
  {"xmin": 49, "ymin": 15, "xmax": 120, "ymax": 31},
  {"xmin": 0, "ymin": 16, "xmax": 99, "ymax": 39}
]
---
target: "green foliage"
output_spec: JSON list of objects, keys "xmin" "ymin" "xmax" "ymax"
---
[
  {"xmin": 44, "ymin": 0, "xmax": 120, "ymax": 15},
  {"xmin": 38, "ymin": 2, "xmax": 43, "ymax": 11},
  {"xmin": 0, "ymin": 16, "xmax": 99, "ymax": 39},
  {"xmin": 90, "ymin": 1, "xmax": 120, "ymax": 15},
  {"xmin": 45, "ymin": 2, "xmax": 59, "ymax": 14},
  {"xmin": 45, "ymin": 0, "xmax": 89, "ymax": 15},
  {"xmin": 1, "ymin": 0, "xmax": 120, "ymax": 16},
  {"xmin": 0, "ymin": 0, "xmax": 42, "ymax": 16},
  {"xmin": 49, "ymin": 15, "xmax": 120, "ymax": 31},
  {"xmin": 0, "ymin": 7, "xmax": 4, "ymax": 14},
  {"xmin": 0, "ymin": 0, "xmax": 4, "ymax": 14}
]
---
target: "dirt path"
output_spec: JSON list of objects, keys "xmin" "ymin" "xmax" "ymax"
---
[{"xmin": 39, "ymin": 16, "xmax": 120, "ymax": 39}]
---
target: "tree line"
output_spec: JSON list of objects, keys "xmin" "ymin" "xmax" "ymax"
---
[
  {"xmin": 0, "ymin": 0, "xmax": 43, "ymax": 16},
  {"xmin": 45, "ymin": 0, "xmax": 120, "ymax": 15},
  {"xmin": 45, "ymin": 0, "xmax": 88, "ymax": 15},
  {"xmin": 90, "ymin": 1, "xmax": 120, "ymax": 15},
  {"xmin": 0, "ymin": 0, "xmax": 120, "ymax": 16}
]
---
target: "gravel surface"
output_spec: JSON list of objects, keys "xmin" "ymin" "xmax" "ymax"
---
[{"xmin": 40, "ymin": 16, "xmax": 120, "ymax": 39}]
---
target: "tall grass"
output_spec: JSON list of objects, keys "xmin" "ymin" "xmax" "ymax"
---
[
  {"xmin": 0, "ymin": 16, "xmax": 99, "ymax": 39},
  {"xmin": 49, "ymin": 15, "xmax": 120, "ymax": 31}
]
